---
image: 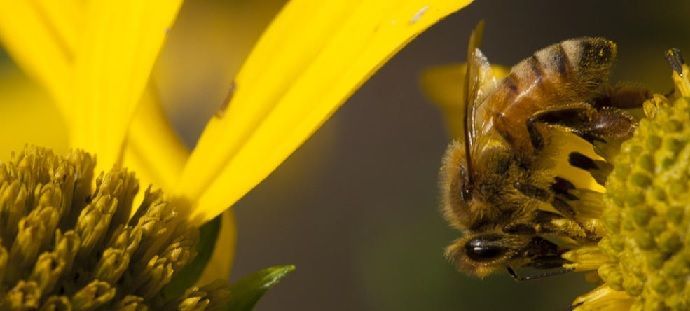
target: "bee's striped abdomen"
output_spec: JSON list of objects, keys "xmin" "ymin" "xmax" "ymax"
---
[{"xmin": 482, "ymin": 37, "xmax": 617, "ymax": 154}]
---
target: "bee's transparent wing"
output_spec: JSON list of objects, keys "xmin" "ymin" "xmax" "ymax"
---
[
  {"xmin": 463, "ymin": 21, "xmax": 484, "ymax": 151},
  {"xmin": 463, "ymin": 22, "xmax": 502, "ymax": 181},
  {"xmin": 464, "ymin": 21, "xmax": 504, "ymax": 152}
]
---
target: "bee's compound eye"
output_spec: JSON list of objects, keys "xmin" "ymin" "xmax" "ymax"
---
[{"xmin": 465, "ymin": 235, "xmax": 508, "ymax": 262}]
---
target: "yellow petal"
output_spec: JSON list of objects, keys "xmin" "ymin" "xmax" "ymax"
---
[
  {"xmin": 177, "ymin": 0, "xmax": 474, "ymax": 223},
  {"xmin": 420, "ymin": 63, "xmax": 508, "ymax": 139},
  {"xmin": 0, "ymin": 66, "xmax": 68, "ymax": 159},
  {"xmin": 573, "ymin": 286, "xmax": 632, "ymax": 311},
  {"xmin": 71, "ymin": 0, "xmax": 183, "ymax": 170},
  {"xmin": 153, "ymin": 0, "xmax": 286, "ymax": 122},
  {"xmin": 197, "ymin": 210, "xmax": 236, "ymax": 285},
  {"xmin": 124, "ymin": 86, "xmax": 189, "ymax": 192},
  {"xmin": 0, "ymin": 0, "xmax": 81, "ymax": 114}
]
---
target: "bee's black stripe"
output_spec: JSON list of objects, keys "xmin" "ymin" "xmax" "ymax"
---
[
  {"xmin": 527, "ymin": 55, "xmax": 544, "ymax": 79},
  {"xmin": 578, "ymin": 39, "xmax": 594, "ymax": 68},
  {"xmin": 503, "ymin": 74, "xmax": 519, "ymax": 94},
  {"xmin": 554, "ymin": 43, "xmax": 571, "ymax": 76}
]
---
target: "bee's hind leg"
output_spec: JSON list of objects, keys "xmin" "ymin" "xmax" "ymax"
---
[
  {"xmin": 526, "ymin": 102, "xmax": 599, "ymax": 151},
  {"xmin": 526, "ymin": 102, "xmax": 637, "ymax": 160},
  {"xmin": 594, "ymin": 84, "xmax": 650, "ymax": 110},
  {"xmin": 532, "ymin": 210, "xmax": 598, "ymax": 243}
]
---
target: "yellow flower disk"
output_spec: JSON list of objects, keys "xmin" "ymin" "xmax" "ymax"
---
[{"xmin": 600, "ymin": 96, "xmax": 690, "ymax": 310}]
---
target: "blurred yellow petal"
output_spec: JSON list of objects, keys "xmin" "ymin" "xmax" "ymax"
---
[
  {"xmin": 420, "ymin": 63, "xmax": 508, "ymax": 139},
  {"xmin": 71, "ymin": 0, "xmax": 183, "ymax": 170},
  {"xmin": 178, "ymin": 0, "xmax": 474, "ymax": 222},
  {"xmin": 198, "ymin": 210, "xmax": 236, "ymax": 285},
  {"xmin": 0, "ymin": 0, "xmax": 81, "ymax": 111},
  {"xmin": 0, "ymin": 66, "xmax": 68, "ymax": 159},
  {"xmin": 573, "ymin": 286, "xmax": 632, "ymax": 311},
  {"xmin": 153, "ymin": 0, "xmax": 286, "ymax": 124},
  {"xmin": 124, "ymin": 86, "xmax": 189, "ymax": 191}
]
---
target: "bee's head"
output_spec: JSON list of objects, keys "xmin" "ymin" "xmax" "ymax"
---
[{"xmin": 446, "ymin": 232, "xmax": 528, "ymax": 278}]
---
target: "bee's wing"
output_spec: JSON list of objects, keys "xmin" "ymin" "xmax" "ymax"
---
[
  {"xmin": 463, "ymin": 21, "xmax": 484, "ymax": 152},
  {"xmin": 462, "ymin": 21, "xmax": 503, "ymax": 181},
  {"xmin": 468, "ymin": 48, "xmax": 501, "ymax": 146}
]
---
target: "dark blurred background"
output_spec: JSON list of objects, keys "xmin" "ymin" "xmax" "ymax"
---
[{"xmin": 4, "ymin": 0, "xmax": 690, "ymax": 310}]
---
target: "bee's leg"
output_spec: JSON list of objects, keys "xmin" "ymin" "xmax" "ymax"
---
[
  {"xmin": 513, "ymin": 181, "xmax": 550, "ymax": 201},
  {"xmin": 527, "ymin": 103, "xmax": 636, "ymax": 160},
  {"xmin": 594, "ymin": 84, "xmax": 650, "ymax": 110},
  {"xmin": 586, "ymin": 107, "xmax": 637, "ymax": 161},
  {"xmin": 503, "ymin": 222, "xmax": 537, "ymax": 235},
  {"xmin": 513, "ymin": 179, "xmax": 577, "ymax": 221},
  {"xmin": 506, "ymin": 264, "xmax": 571, "ymax": 281},
  {"xmin": 513, "ymin": 178, "xmax": 601, "ymax": 239},
  {"xmin": 506, "ymin": 237, "xmax": 572, "ymax": 281},
  {"xmin": 528, "ymin": 210, "xmax": 600, "ymax": 242},
  {"xmin": 526, "ymin": 102, "xmax": 596, "ymax": 151}
]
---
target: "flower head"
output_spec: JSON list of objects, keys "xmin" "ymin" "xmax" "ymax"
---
[
  {"xmin": 568, "ymin": 56, "xmax": 690, "ymax": 311},
  {"xmin": 0, "ymin": 147, "xmax": 232, "ymax": 309}
]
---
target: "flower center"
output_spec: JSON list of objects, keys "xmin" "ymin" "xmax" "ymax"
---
[
  {"xmin": 597, "ymin": 96, "xmax": 690, "ymax": 310},
  {"xmin": 0, "ymin": 147, "xmax": 228, "ymax": 310}
]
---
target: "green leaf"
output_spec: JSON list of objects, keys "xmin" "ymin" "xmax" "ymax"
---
[
  {"xmin": 160, "ymin": 214, "xmax": 222, "ymax": 299},
  {"xmin": 225, "ymin": 265, "xmax": 296, "ymax": 311}
]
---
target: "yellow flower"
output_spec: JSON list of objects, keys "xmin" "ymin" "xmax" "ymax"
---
[
  {"xmin": 0, "ymin": 0, "xmax": 472, "ymax": 308},
  {"xmin": 565, "ymin": 58, "xmax": 690, "ymax": 311}
]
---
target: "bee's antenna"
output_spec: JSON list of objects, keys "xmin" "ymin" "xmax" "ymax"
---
[
  {"xmin": 665, "ymin": 48, "xmax": 690, "ymax": 97},
  {"xmin": 666, "ymin": 48, "xmax": 684, "ymax": 75}
]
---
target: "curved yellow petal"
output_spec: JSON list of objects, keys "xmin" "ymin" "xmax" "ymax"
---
[
  {"xmin": 197, "ymin": 210, "xmax": 236, "ymax": 285},
  {"xmin": 573, "ymin": 285, "xmax": 632, "ymax": 311},
  {"xmin": 0, "ymin": 0, "xmax": 81, "ymax": 113},
  {"xmin": 0, "ymin": 66, "xmax": 68, "ymax": 158},
  {"xmin": 178, "ymin": 0, "xmax": 474, "ymax": 222},
  {"xmin": 71, "ymin": 0, "xmax": 183, "ymax": 171},
  {"xmin": 420, "ymin": 63, "xmax": 508, "ymax": 139},
  {"xmin": 124, "ymin": 86, "xmax": 189, "ymax": 192},
  {"xmin": 152, "ymin": 0, "xmax": 286, "ymax": 123}
]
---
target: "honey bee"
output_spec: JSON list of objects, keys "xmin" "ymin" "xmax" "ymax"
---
[{"xmin": 441, "ymin": 24, "xmax": 649, "ymax": 279}]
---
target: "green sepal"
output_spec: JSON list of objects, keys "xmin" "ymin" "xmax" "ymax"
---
[{"xmin": 225, "ymin": 265, "xmax": 296, "ymax": 311}]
